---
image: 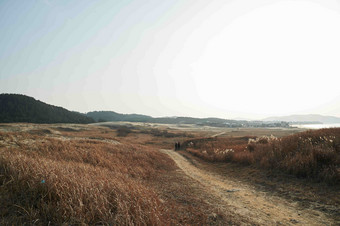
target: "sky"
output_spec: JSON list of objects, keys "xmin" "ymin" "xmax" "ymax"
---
[{"xmin": 1, "ymin": 0, "xmax": 340, "ymax": 120}]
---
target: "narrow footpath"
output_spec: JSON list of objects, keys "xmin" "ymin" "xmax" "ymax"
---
[{"xmin": 160, "ymin": 149, "xmax": 335, "ymax": 225}]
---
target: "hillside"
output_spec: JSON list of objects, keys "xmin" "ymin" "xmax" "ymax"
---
[
  {"xmin": 263, "ymin": 114, "xmax": 340, "ymax": 124},
  {"xmin": 87, "ymin": 111, "xmax": 289, "ymax": 128},
  {"xmin": 86, "ymin": 111, "xmax": 153, "ymax": 122},
  {"xmin": 0, "ymin": 94, "xmax": 94, "ymax": 124}
]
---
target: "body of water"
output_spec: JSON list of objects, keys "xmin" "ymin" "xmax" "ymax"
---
[{"xmin": 291, "ymin": 123, "xmax": 340, "ymax": 129}]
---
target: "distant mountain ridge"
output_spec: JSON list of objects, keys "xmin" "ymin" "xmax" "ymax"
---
[
  {"xmin": 87, "ymin": 111, "xmax": 289, "ymax": 128},
  {"xmin": 263, "ymin": 114, "xmax": 340, "ymax": 124},
  {"xmin": 86, "ymin": 111, "xmax": 153, "ymax": 122},
  {"xmin": 0, "ymin": 94, "xmax": 94, "ymax": 124},
  {"xmin": 5, "ymin": 93, "xmax": 332, "ymax": 127},
  {"xmin": 87, "ymin": 111, "xmax": 227, "ymax": 124}
]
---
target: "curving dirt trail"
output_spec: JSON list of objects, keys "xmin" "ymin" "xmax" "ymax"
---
[{"xmin": 160, "ymin": 149, "xmax": 334, "ymax": 225}]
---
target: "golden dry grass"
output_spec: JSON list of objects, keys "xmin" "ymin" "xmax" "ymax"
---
[
  {"xmin": 0, "ymin": 130, "xmax": 177, "ymax": 225},
  {"xmin": 3, "ymin": 123, "xmax": 337, "ymax": 224},
  {"xmin": 183, "ymin": 128, "xmax": 340, "ymax": 184}
]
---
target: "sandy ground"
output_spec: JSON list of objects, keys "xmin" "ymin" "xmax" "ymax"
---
[
  {"xmin": 161, "ymin": 149, "xmax": 336, "ymax": 225},
  {"xmin": 0, "ymin": 123, "xmax": 121, "ymax": 146},
  {"xmin": 93, "ymin": 121, "xmax": 305, "ymax": 137}
]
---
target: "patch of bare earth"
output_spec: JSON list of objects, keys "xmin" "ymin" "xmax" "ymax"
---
[
  {"xmin": 149, "ymin": 162, "xmax": 255, "ymax": 225},
  {"xmin": 161, "ymin": 149, "xmax": 339, "ymax": 225}
]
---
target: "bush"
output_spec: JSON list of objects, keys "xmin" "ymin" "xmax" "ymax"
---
[{"xmin": 116, "ymin": 126, "xmax": 132, "ymax": 137}]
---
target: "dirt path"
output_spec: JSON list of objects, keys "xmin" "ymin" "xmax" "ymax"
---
[
  {"xmin": 211, "ymin": 132, "xmax": 226, "ymax": 137},
  {"xmin": 160, "ymin": 149, "xmax": 334, "ymax": 225}
]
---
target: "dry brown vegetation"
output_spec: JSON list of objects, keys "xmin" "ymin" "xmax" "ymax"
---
[
  {"xmin": 183, "ymin": 128, "xmax": 340, "ymax": 184},
  {"xmin": 0, "ymin": 132, "xmax": 169, "ymax": 224},
  {"xmin": 2, "ymin": 123, "xmax": 339, "ymax": 224},
  {"xmin": 0, "ymin": 125, "xmax": 215, "ymax": 225}
]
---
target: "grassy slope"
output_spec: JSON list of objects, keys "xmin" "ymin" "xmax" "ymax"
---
[
  {"xmin": 0, "ymin": 125, "xmax": 225, "ymax": 225},
  {"xmin": 0, "ymin": 132, "xmax": 171, "ymax": 224},
  {"xmin": 183, "ymin": 128, "xmax": 340, "ymax": 184}
]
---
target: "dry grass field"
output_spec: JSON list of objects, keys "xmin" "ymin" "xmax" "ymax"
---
[
  {"xmin": 183, "ymin": 128, "xmax": 340, "ymax": 184},
  {"xmin": 1, "ymin": 123, "xmax": 339, "ymax": 225},
  {"xmin": 0, "ymin": 123, "xmax": 221, "ymax": 225}
]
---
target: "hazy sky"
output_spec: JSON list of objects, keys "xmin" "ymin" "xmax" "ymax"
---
[{"xmin": 1, "ymin": 0, "xmax": 340, "ymax": 119}]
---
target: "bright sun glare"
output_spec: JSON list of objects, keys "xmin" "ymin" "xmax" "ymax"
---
[{"xmin": 188, "ymin": 1, "xmax": 340, "ymax": 118}]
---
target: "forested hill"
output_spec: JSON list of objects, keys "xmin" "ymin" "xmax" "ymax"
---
[
  {"xmin": 86, "ymin": 111, "xmax": 153, "ymax": 122},
  {"xmin": 0, "ymin": 94, "xmax": 94, "ymax": 124},
  {"xmin": 87, "ymin": 111, "xmax": 290, "ymax": 128}
]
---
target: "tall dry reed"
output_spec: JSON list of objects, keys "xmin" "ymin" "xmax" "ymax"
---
[{"xmin": 0, "ymin": 132, "xmax": 175, "ymax": 224}]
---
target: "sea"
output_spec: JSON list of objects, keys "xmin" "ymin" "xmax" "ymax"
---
[{"xmin": 291, "ymin": 123, "xmax": 340, "ymax": 129}]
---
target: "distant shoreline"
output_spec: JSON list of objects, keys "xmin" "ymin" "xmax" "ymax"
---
[{"xmin": 291, "ymin": 123, "xmax": 340, "ymax": 129}]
